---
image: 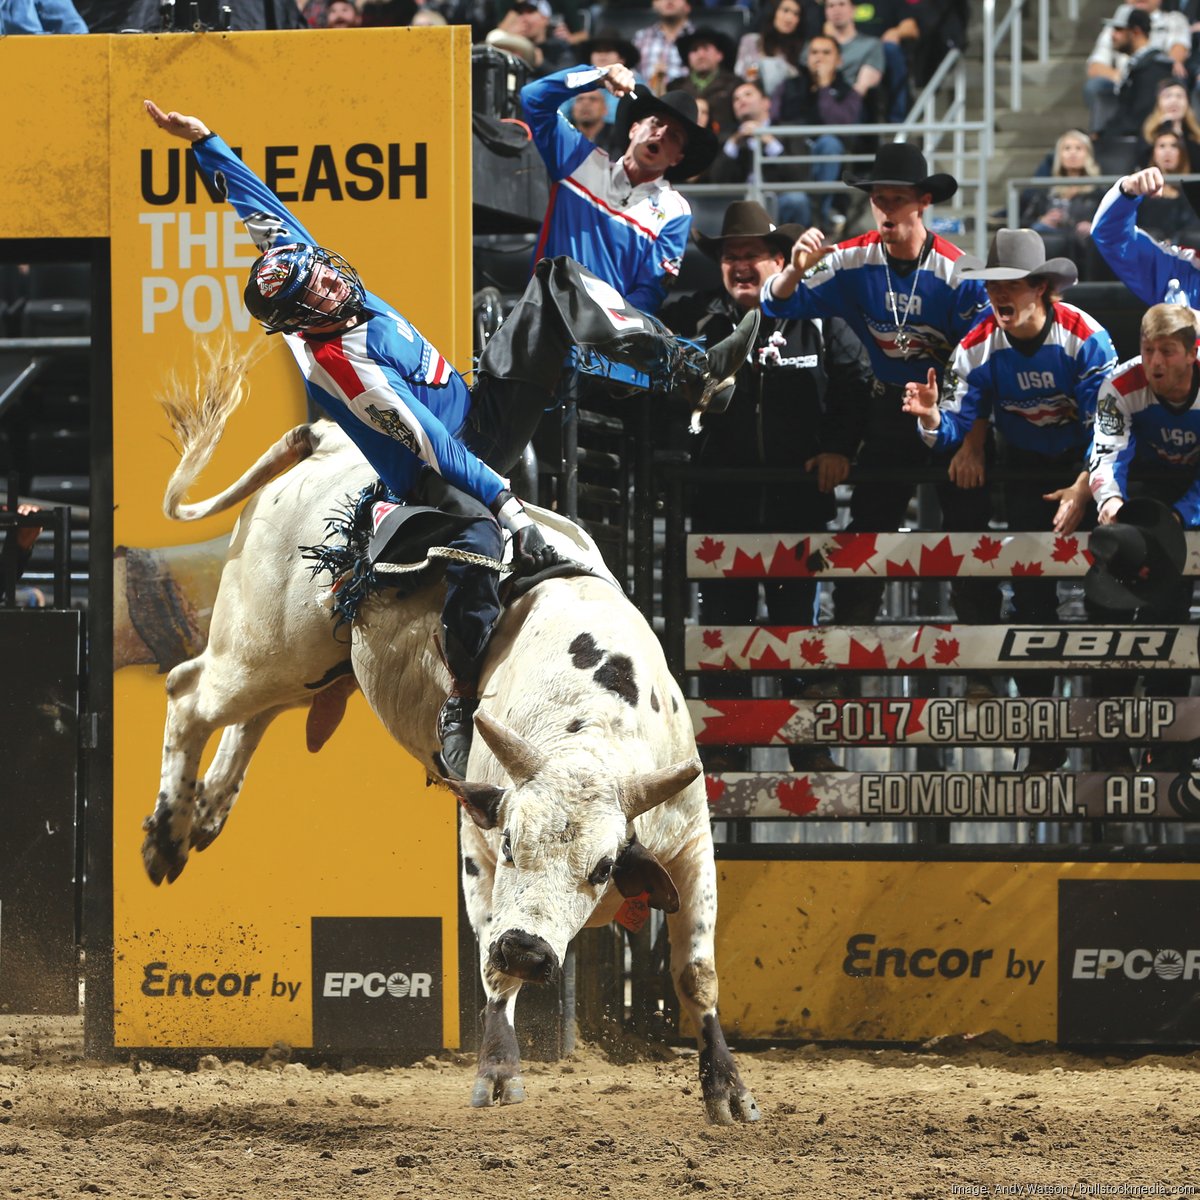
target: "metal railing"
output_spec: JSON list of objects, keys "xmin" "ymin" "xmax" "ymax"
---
[{"xmin": 1005, "ymin": 173, "xmax": 1200, "ymax": 229}]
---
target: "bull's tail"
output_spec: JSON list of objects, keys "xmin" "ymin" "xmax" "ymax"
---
[{"xmin": 160, "ymin": 334, "xmax": 317, "ymax": 522}]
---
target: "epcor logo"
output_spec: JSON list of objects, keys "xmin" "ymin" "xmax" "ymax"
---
[
  {"xmin": 322, "ymin": 971, "xmax": 433, "ymax": 998},
  {"xmin": 1072, "ymin": 948, "xmax": 1200, "ymax": 981}
]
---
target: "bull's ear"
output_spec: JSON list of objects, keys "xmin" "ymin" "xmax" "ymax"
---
[
  {"xmin": 443, "ymin": 779, "xmax": 506, "ymax": 831},
  {"xmin": 613, "ymin": 838, "xmax": 680, "ymax": 914}
]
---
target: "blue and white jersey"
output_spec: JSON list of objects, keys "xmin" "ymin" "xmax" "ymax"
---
[
  {"xmin": 759, "ymin": 230, "xmax": 991, "ymax": 386},
  {"xmin": 191, "ymin": 134, "xmax": 506, "ymax": 508},
  {"xmin": 521, "ymin": 66, "xmax": 692, "ymax": 315},
  {"xmin": 1089, "ymin": 351, "xmax": 1200, "ymax": 526},
  {"xmin": 923, "ymin": 302, "xmax": 1117, "ymax": 457},
  {"xmin": 1091, "ymin": 180, "xmax": 1200, "ymax": 307}
]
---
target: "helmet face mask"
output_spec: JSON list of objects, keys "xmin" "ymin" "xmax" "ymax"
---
[{"xmin": 244, "ymin": 244, "xmax": 366, "ymax": 334}]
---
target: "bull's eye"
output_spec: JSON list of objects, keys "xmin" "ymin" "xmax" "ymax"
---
[
  {"xmin": 588, "ymin": 857, "xmax": 614, "ymax": 886},
  {"xmin": 501, "ymin": 831, "xmax": 514, "ymax": 865}
]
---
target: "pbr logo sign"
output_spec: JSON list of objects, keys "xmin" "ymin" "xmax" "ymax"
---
[
  {"xmin": 1058, "ymin": 881, "xmax": 1200, "ymax": 1045},
  {"xmin": 311, "ymin": 917, "xmax": 441, "ymax": 1052}
]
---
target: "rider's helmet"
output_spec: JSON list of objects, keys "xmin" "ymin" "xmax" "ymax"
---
[{"xmin": 243, "ymin": 243, "xmax": 366, "ymax": 334}]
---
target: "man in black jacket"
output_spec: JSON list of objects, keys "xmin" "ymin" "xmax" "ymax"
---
[
  {"xmin": 662, "ymin": 201, "xmax": 873, "ymax": 773},
  {"xmin": 1101, "ymin": 7, "xmax": 1174, "ymax": 139}
]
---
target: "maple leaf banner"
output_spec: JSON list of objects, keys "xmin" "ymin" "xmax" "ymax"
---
[
  {"xmin": 685, "ymin": 624, "xmax": 1200, "ymax": 673},
  {"xmin": 686, "ymin": 698, "xmax": 1200, "ymax": 746},
  {"xmin": 687, "ymin": 531, "xmax": 1200, "ymax": 579},
  {"xmin": 705, "ymin": 771, "xmax": 1200, "ymax": 820}
]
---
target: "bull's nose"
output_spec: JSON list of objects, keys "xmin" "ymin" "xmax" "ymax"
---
[{"xmin": 489, "ymin": 929, "xmax": 560, "ymax": 983}]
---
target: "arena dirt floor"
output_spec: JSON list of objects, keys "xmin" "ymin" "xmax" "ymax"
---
[{"xmin": 2, "ymin": 1014, "xmax": 1198, "ymax": 1199}]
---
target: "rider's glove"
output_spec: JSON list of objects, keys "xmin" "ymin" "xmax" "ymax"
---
[{"xmin": 491, "ymin": 490, "xmax": 560, "ymax": 576}]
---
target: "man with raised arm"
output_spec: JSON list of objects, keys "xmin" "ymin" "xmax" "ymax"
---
[
  {"xmin": 760, "ymin": 141, "xmax": 991, "ymax": 638},
  {"xmin": 144, "ymin": 100, "xmax": 754, "ymax": 773},
  {"xmin": 520, "ymin": 60, "xmax": 718, "ymax": 313},
  {"xmin": 1091, "ymin": 164, "xmax": 1200, "ymax": 306}
]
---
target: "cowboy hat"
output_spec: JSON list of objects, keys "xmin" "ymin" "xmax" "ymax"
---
[
  {"xmin": 1084, "ymin": 497, "xmax": 1187, "ymax": 611},
  {"xmin": 843, "ymin": 141, "xmax": 958, "ymax": 205},
  {"xmin": 675, "ymin": 26, "xmax": 737, "ymax": 67},
  {"xmin": 614, "ymin": 89, "xmax": 719, "ymax": 182},
  {"xmin": 484, "ymin": 29, "xmax": 539, "ymax": 70},
  {"xmin": 957, "ymin": 227, "xmax": 1079, "ymax": 292},
  {"xmin": 694, "ymin": 201, "xmax": 804, "ymax": 260},
  {"xmin": 579, "ymin": 27, "xmax": 641, "ymax": 72}
]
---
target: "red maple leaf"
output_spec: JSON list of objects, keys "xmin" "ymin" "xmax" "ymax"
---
[
  {"xmin": 919, "ymin": 536, "xmax": 965, "ymax": 577},
  {"xmin": 932, "ymin": 637, "xmax": 960, "ymax": 665},
  {"xmin": 885, "ymin": 559, "xmax": 917, "ymax": 576},
  {"xmin": 1051, "ymin": 535, "xmax": 1079, "ymax": 564},
  {"xmin": 799, "ymin": 637, "xmax": 827, "ymax": 665},
  {"xmin": 728, "ymin": 547, "xmax": 767, "ymax": 578},
  {"xmin": 749, "ymin": 642, "xmax": 794, "ymax": 671},
  {"xmin": 972, "ymin": 535, "xmax": 1003, "ymax": 563},
  {"xmin": 704, "ymin": 775, "xmax": 727, "ymax": 805},
  {"xmin": 1012, "ymin": 561, "xmax": 1043, "ymax": 576},
  {"xmin": 765, "ymin": 538, "xmax": 815, "ymax": 577},
  {"xmin": 694, "ymin": 535, "xmax": 725, "ymax": 565},
  {"xmin": 777, "ymin": 776, "xmax": 821, "ymax": 815},
  {"xmin": 694, "ymin": 700, "xmax": 795, "ymax": 745},
  {"xmin": 702, "ymin": 629, "xmax": 725, "ymax": 649},
  {"xmin": 827, "ymin": 533, "xmax": 879, "ymax": 572},
  {"xmin": 895, "ymin": 655, "xmax": 927, "ymax": 671},
  {"xmin": 847, "ymin": 638, "xmax": 888, "ymax": 669}
]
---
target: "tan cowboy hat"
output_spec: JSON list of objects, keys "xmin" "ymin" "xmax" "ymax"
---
[
  {"xmin": 957, "ymin": 228, "xmax": 1079, "ymax": 292},
  {"xmin": 694, "ymin": 201, "xmax": 804, "ymax": 260}
]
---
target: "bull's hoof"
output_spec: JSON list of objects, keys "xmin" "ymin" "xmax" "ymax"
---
[
  {"xmin": 141, "ymin": 815, "xmax": 188, "ymax": 885},
  {"xmin": 704, "ymin": 1087, "xmax": 761, "ymax": 1126},
  {"xmin": 190, "ymin": 814, "xmax": 228, "ymax": 853},
  {"xmin": 470, "ymin": 1073, "xmax": 526, "ymax": 1107}
]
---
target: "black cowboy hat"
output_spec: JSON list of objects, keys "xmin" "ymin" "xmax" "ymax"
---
[
  {"xmin": 675, "ymin": 26, "xmax": 737, "ymax": 68},
  {"xmin": 579, "ymin": 27, "xmax": 641, "ymax": 72},
  {"xmin": 614, "ymin": 89, "xmax": 719, "ymax": 182},
  {"xmin": 1084, "ymin": 497, "xmax": 1187, "ymax": 611},
  {"xmin": 957, "ymin": 228, "xmax": 1078, "ymax": 292},
  {"xmin": 695, "ymin": 200, "xmax": 804, "ymax": 260},
  {"xmin": 843, "ymin": 141, "xmax": 958, "ymax": 205}
]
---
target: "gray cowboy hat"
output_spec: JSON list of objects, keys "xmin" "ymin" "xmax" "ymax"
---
[
  {"xmin": 843, "ymin": 141, "xmax": 958, "ymax": 205},
  {"xmin": 957, "ymin": 227, "xmax": 1079, "ymax": 292},
  {"xmin": 614, "ymin": 89, "xmax": 719, "ymax": 182},
  {"xmin": 694, "ymin": 201, "xmax": 804, "ymax": 260},
  {"xmin": 1084, "ymin": 497, "xmax": 1187, "ymax": 611}
]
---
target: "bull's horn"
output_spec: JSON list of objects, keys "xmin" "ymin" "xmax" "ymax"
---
[
  {"xmin": 620, "ymin": 757, "xmax": 702, "ymax": 821},
  {"xmin": 473, "ymin": 709, "xmax": 547, "ymax": 786}
]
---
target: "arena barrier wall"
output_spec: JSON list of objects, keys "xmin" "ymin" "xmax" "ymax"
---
[
  {"xmin": 0, "ymin": 27, "xmax": 472, "ymax": 1054},
  {"xmin": 709, "ymin": 856, "xmax": 1200, "ymax": 1046}
]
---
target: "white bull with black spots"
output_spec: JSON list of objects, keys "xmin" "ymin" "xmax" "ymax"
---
[{"xmin": 141, "ymin": 351, "xmax": 759, "ymax": 1125}]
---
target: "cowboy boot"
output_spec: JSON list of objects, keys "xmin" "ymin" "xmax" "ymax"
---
[
  {"xmin": 685, "ymin": 309, "xmax": 761, "ymax": 415},
  {"xmin": 437, "ymin": 683, "xmax": 480, "ymax": 779}
]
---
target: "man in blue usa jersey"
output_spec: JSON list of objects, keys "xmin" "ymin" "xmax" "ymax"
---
[
  {"xmin": 761, "ymin": 141, "xmax": 993, "ymax": 646},
  {"xmin": 1087, "ymin": 302, "xmax": 1200, "ymax": 771},
  {"xmin": 521, "ymin": 61, "xmax": 718, "ymax": 314},
  {"xmin": 144, "ymin": 100, "xmax": 754, "ymax": 775},
  {"xmin": 901, "ymin": 228, "xmax": 1120, "ymax": 772}
]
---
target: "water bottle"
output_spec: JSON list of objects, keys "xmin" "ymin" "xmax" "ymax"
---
[{"xmin": 1164, "ymin": 277, "xmax": 1189, "ymax": 307}]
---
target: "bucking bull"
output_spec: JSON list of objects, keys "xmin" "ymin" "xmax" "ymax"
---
[{"xmin": 138, "ymin": 347, "xmax": 759, "ymax": 1125}]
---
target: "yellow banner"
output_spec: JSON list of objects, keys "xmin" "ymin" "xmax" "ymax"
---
[
  {"xmin": 711, "ymin": 859, "xmax": 1200, "ymax": 1043},
  {"xmin": 1, "ymin": 28, "xmax": 475, "ymax": 1049}
]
